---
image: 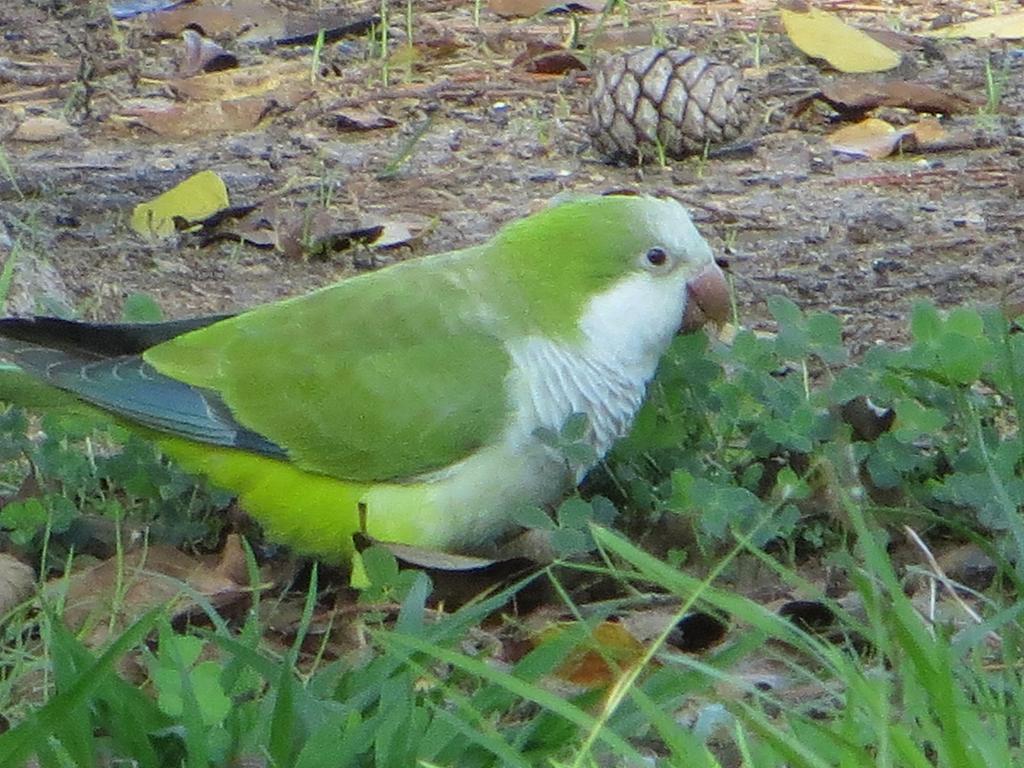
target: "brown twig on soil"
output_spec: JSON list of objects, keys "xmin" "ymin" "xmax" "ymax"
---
[
  {"xmin": 836, "ymin": 167, "xmax": 1011, "ymax": 188},
  {"xmin": 328, "ymin": 71, "xmax": 571, "ymax": 109},
  {"xmin": 820, "ymin": 1, "xmax": 897, "ymax": 11},
  {"xmin": 903, "ymin": 525, "xmax": 1002, "ymax": 653},
  {"xmin": 0, "ymin": 57, "xmax": 76, "ymax": 86},
  {"xmin": 0, "ymin": 86, "xmax": 64, "ymax": 104}
]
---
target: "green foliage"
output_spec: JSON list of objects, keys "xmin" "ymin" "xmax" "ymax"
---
[
  {"xmin": 120, "ymin": 292, "xmax": 164, "ymax": 323},
  {"xmin": 535, "ymin": 411, "xmax": 599, "ymax": 471},
  {"xmin": 150, "ymin": 629, "xmax": 232, "ymax": 728},
  {"xmin": 2, "ymin": 298, "xmax": 1024, "ymax": 767},
  {"xmin": 601, "ymin": 298, "xmax": 1024, "ymax": 566},
  {"xmin": 0, "ymin": 409, "xmax": 232, "ymax": 568},
  {"xmin": 514, "ymin": 494, "xmax": 617, "ymax": 557},
  {"xmin": 0, "ymin": 239, "xmax": 19, "ymax": 308},
  {"xmin": 594, "ymin": 295, "xmax": 845, "ymax": 554},
  {"xmin": 0, "ymin": 607, "xmax": 176, "ymax": 768},
  {"xmin": 6, "ymin": 518, "xmax": 1020, "ymax": 768},
  {"xmin": 593, "ymin": 524, "xmax": 1024, "ymax": 768},
  {"xmin": 1, "ymin": 572, "xmax": 619, "ymax": 768},
  {"xmin": 358, "ymin": 545, "xmax": 430, "ymax": 604}
]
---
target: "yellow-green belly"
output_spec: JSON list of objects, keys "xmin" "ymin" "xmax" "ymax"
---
[{"xmin": 158, "ymin": 436, "xmax": 570, "ymax": 562}]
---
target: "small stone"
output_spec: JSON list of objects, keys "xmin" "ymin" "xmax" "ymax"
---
[
  {"xmin": 488, "ymin": 101, "xmax": 511, "ymax": 127},
  {"xmin": 847, "ymin": 224, "xmax": 871, "ymax": 244},
  {"xmin": 847, "ymin": 210, "xmax": 907, "ymax": 244},
  {"xmin": 809, "ymin": 155, "xmax": 833, "ymax": 174},
  {"xmin": 872, "ymin": 258, "xmax": 903, "ymax": 273}
]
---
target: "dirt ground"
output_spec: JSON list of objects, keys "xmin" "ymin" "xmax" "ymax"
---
[{"xmin": 0, "ymin": 0, "xmax": 1022, "ymax": 355}]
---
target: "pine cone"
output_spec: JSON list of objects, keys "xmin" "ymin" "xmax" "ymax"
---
[{"xmin": 588, "ymin": 48, "xmax": 752, "ymax": 164}]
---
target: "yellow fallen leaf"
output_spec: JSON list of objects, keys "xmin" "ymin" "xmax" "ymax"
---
[
  {"xmin": 827, "ymin": 118, "xmax": 907, "ymax": 159},
  {"xmin": 926, "ymin": 11, "xmax": 1024, "ymax": 40},
  {"xmin": 131, "ymin": 170, "xmax": 229, "ymax": 239},
  {"xmin": 781, "ymin": 6, "xmax": 901, "ymax": 73}
]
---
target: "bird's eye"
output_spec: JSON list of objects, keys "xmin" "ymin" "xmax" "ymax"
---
[{"xmin": 645, "ymin": 247, "xmax": 668, "ymax": 267}]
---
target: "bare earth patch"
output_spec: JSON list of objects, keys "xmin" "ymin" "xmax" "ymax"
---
[{"xmin": 1, "ymin": 0, "xmax": 1021, "ymax": 354}]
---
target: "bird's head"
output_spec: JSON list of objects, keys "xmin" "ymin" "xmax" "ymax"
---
[{"xmin": 489, "ymin": 193, "xmax": 730, "ymax": 361}]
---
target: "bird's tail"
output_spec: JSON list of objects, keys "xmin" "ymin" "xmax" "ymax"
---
[
  {"xmin": 0, "ymin": 316, "xmax": 287, "ymax": 456},
  {"xmin": 0, "ymin": 313, "xmax": 234, "ymax": 412}
]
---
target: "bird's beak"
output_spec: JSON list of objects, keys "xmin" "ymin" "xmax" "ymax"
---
[{"xmin": 680, "ymin": 262, "xmax": 730, "ymax": 333}]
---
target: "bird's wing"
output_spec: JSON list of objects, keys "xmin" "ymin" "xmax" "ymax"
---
[
  {"xmin": 142, "ymin": 256, "xmax": 514, "ymax": 483},
  {"xmin": 0, "ymin": 329, "xmax": 292, "ymax": 456}
]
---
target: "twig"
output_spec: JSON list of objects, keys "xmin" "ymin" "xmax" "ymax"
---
[{"xmin": 904, "ymin": 525, "xmax": 1002, "ymax": 651}]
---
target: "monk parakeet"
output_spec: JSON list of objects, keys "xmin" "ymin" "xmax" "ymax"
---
[{"xmin": 0, "ymin": 194, "xmax": 728, "ymax": 561}]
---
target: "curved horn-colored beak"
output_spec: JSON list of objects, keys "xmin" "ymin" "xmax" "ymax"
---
[{"xmin": 680, "ymin": 262, "xmax": 730, "ymax": 333}]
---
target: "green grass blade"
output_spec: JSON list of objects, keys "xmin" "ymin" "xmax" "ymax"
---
[
  {"xmin": 0, "ymin": 606, "xmax": 166, "ymax": 767},
  {"xmin": 379, "ymin": 629, "xmax": 644, "ymax": 764}
]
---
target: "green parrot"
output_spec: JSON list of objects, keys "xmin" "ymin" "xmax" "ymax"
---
[{"xmin": 0, "ymin": 194, "xmax": 728, "ymax": 562}]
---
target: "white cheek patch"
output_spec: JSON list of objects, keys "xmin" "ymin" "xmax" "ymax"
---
[
  {"xmin": 504, "ymin": 270, "xmax": 689, "ymax": 474},
  {"xmin": 578, "ymin": 271, "xmax": 687, "ymax": 378},
  {"xmin": 489, "ymin": 197, "xmax": 713, "ymax": 494}
]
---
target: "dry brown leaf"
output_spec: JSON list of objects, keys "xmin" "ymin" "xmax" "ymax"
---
[
  {"xmin": 321, "ymin": 108, "xmax": 399, "ymax": 133},
  {"xmin": 489, "ymin": 0, "xmax": 603, "ymax": 18},
  {"xmin": 777, "ymin": 600, "xmax": 836, "ymax": 632},
  {"xmin": 150, "ymin": 2, "xmax": 377, "ymax": 48},
  {"xmin": 840, "ymin": 396, "xmax": 895, "ymax": 442},
  {"xmin": 368, "ymin": 216, "xmax": 430, "ymax": 249},
  {"xmin": 829, "ymin": 116, "xmax": 956, "ymax": 160},
  {"xmin": 10, "ymin": 115, "xmax": 75, "ymax": 142},
  {"xmin": 665, "ymin": 611, "xmax": 729, "ymax": 653},
  {"xmin": 906, "ymin": 117, "xmax": 947, "ymax": 147},
  {"xmin": 209, "ymin": 531, "xmax": 250, "ymax": 586},
  {"xmin": 862, "ymin": 28, "xmax": 932, "ymax": 53},
  {"xmin": 192, "ymin": 199, "xmax": 425, "ymax": 258},
  {"xmin": 928, "ymin": 542, "xmax": 996, "ymax": 591},
  {"xmin": 282, "ymin": 212, "xmax": 380, "ymax": 260},
  {"xmin": 149, "ymin": 0, "xmax": 281, "ymax": 37},
  {"xmin": 292, "ymin": 214, "xmax": 427, "ymax": 257},
  {"xmin": 542, "ymin": 621, "xmax": 647, "ymax": 689},
  {"xmin": 407, "ymin": 33, "xmax": 467, "ymax": 63},
  {"xmin": 0, "ymin": 553, "xmax": 35, "ymax": 616},
  {"xmin": 119, "ymin": 97, "xmax": 271, "ymax": 137},
  {"xmin": 511, "ymin": 42, "xmax": 587, "ymax": 75},
  {"xmin": 260, "ymin": 10, "xmax": 378, "ymax": 45},
  {"xmin": 780, "ymin": 5, "xmax": 901, "ymax": 73},
  {"xmin": 167, "ymin": 60, "xmax": 310, "ymax": 103},
  {"xmin": 179, "ymin": 29, "xmax": 238, "ymax": 77},
  {"xmin": 0, "ymin": 56, "xmax": 76, "ymax": 87},
  {"xmin": 927, "ymin": 11, "xmax": 1024, "ymax": 40},
  {"xmin": 818, "ymin": 81, "xmax": 973, "ymax": 115},
  {"xmin": 193, "ymin": 203, "xmax": 276, "ymax": 248},
  {"xmin": 59, "ymin": 535, "xmax": 251, "ymax": 646},
  {"xmin": 827, "ymin": 117, "xmax": 906, "ymax": 159}
]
